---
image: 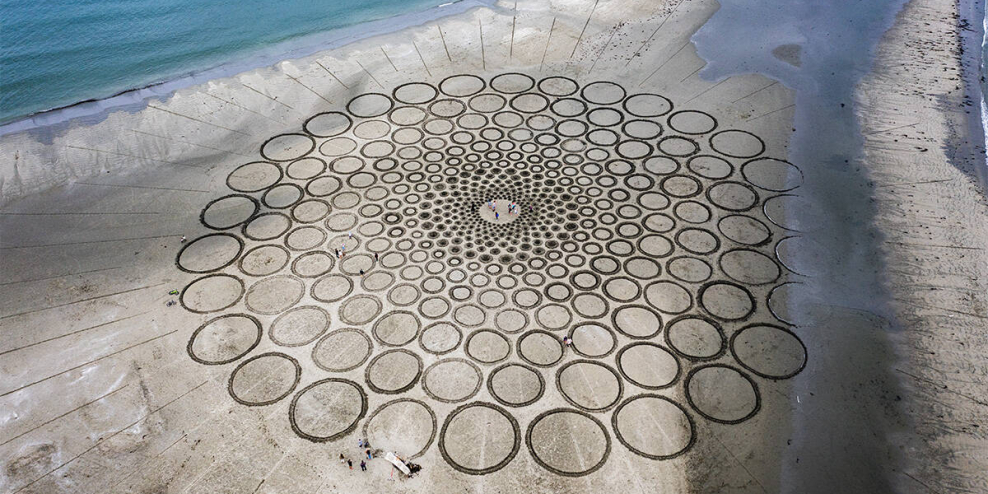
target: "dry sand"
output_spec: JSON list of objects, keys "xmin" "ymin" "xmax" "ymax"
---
[{"xmin": 0, "ymin": 0, "xmax": 985, "ymax": 492}]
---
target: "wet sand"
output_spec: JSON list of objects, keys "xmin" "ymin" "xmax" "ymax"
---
[{"xmin": 856, "ymin": 0, "xmax": 988, "ymax": 490}]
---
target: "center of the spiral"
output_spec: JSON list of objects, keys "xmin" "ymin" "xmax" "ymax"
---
[{"xmin": 478, "ymin": 197, "xmax": 524, "ymax": 225}]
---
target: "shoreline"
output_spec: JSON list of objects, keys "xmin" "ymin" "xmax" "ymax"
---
[
  {"xmin": 0, "ymin": 0, "xmax": 494, "ymax": 137},
  {"xmin": 966, "ymin": 0, "xmax": 988, "ymax": 187}
]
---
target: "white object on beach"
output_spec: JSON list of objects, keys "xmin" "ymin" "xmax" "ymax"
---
[{"xmin": 384, "ymin": 452, "xmax": 411, "ymax": 475}]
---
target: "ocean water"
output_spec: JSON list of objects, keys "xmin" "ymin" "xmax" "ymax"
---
[
  {"xmin": 0, "ymin": 0, "xmax": 446, "ymax": 125},
  {"xmin": 981, "ymin": 0, "xmax": 988, "ymax": 172}
]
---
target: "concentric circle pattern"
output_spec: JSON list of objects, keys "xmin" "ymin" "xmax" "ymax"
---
[{"xmin": 179, "ymin": 73, "xmax": 806, "ymax": 476}]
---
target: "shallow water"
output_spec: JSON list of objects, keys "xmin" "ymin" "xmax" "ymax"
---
[{"xmin": 0, "ymin": 0, "xmax": 443, "ymax": 124}]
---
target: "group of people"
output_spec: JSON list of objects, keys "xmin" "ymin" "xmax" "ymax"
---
[
  {"xmin": 484, "ymin": 200, "xmax": 523, "ymax": 221},
  {"xmin": 336, "ymin": 238, "xmax": 383, "ymax": 279},
  {"xmin": 335, "ymin": 233, "xmax": 358, "ymax": 260},
  {"xmin": 340, "ymin": 438, "xmax": 374, "ymax": 472},
  {"xmin": 339, "ymin": 439, "xmax": 424, "ymax": 479}
]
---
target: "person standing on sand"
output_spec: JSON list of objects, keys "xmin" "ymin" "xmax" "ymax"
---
[
  {"xmin": 339, "ymin": 453, "xmax": 345, "ymax": 464},
  {"xmin": 347, "ymin": 458, "xmax": 353, "ymax": 470},
  {"xmin": 366, "ymin": 449, "xmax": 372, "ymax": 459},
  {"xmin": 360, "ymin": 460, "xmax": 367, "ymax": 471}
]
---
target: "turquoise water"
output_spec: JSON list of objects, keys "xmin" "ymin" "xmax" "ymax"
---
[{"xmin": 0, "ymin": 0, "xmax": 444, "ymax": 124}]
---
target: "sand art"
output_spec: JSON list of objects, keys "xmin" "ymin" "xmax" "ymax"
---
[{"xmin": 178, "ymin": 73, "xmax": 806, "ymax": 476}]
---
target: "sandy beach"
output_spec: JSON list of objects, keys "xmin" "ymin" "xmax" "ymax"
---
[
  {"xmin": 855, "ymin": 0, "xmax": 988, "ymax": 490},
  {"xmin": 1, "ymin": 0, "xmax": 986, "ymax": 492}
]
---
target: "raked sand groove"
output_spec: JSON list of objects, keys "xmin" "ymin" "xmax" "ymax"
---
[{"xmin": 1, "ymin": 0, "xmax": 985, "ymax": 492}]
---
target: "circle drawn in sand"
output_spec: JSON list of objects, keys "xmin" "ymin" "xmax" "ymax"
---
[
  {"xmin": 465, "ymin": 329, "xmax": 511, "ymax": 365},
  {"xmin": 489, "ymin": 363, "xmax": 545, "ymax": 407},
  {"xmin": 312, "ymin": 328, "xmax": 372, "ymax": 372},
  {"xmin": 176, "ymin": 233, "xmax": 243, "ymax": 273},
  {"xmin": 242, "ymin": 212, "xmax": 291, "ymax": 240},
  {"xmin": 419, "ymin": 322, "xmax": 462, "ymax": 355},
  {"xmin": 742, "ymin": 158, "xmax": 803, "ymax": 191},
  {"xmin": 365, "ymin": 349, "xmax": 423, "ymax": 394},
  {"xmin": 616, "ymin": 342, "xmax": 680, "ymax": 389},
  {"xmin": 348, "ymin": 93, "xmax": 394, "ymax": 118},
  {"xmin": 624, "ymin": 93, "xmax": 673, "ymax": 117},
  {"xmin": 731, "ymin": 324, "xmax": 807, "ymax": 379},
  {"xmin": 201, "ymin": 194, "xmax": 259, "ymax": 229},
  {"xmin": 187, "ymin": 314, "xmax": 262, "ymax": 365},
  {"xmin": 668, "ymin": 110, "xmax": 717, "ymax": 135},
  {"xmin": 181, "ymin": 274, "xmax": 243, "ymax": 313},
  {"xmin": 290, "ymin": 378, "xmax": 366, "ymax": 441},
  {"xmin": 699, "ymin": 282, "xmax": 755, "ymax": 321},
  {"xmin": 270, "ymin": 305, "xmax": 330, "ymax": 347},
  {"xmin": 304, "ymin": 112, "xmax": 352, "ymax": 137},
  {"xmin": 228, "ymin": 352, "xmax": 301, "ymax": 406},
  {"xmin": 665, "ymin": 316, "xmax": 726, "ymax": 361},
  {"xmin": 613, "ymin": 394, "xmax": 695, "ymax": 459},
  {"xmin": 422, "ymin": 358, "xmax": 483, "ymax": 403},
  {"xmin": 709, "ymin": 130, "xmax": 765, "ymax": 158},
  {"xmin": 685, "ymin": 364, "xmax": 760, "ymax": 424},
  {"xmin": 569, "ymin": 323, "xmax": 617, "ymax": 357},
  {"xmin": 518, "ymin": 330, "xmax": 564, "ymax": 368},
  {"xmin": 394, "ymin": 82, "xmax": 438, "ymax": 104},
  {"xmin": 363, "ymin": 398, "xmax": 436, "ymax": 459},
  {"xmin": 373, "ymin": 310, "xmax": 421, "ymax": 347},
  {"xmin": 227, "ymin": 162, "xmax": 282, "ymax": 192},
  {"xmin": 439, "ymin": 402, "xmax": 520, "ymax": 475},
  {"xmin": 527, "ymin": 409, "xmax": 610, "ymax": 477},
  {"xmin": 261, "ymin": 133, "xmax": 315, "ymax": 162},
  {"xmin": 244, "ymin": 275, "xmax": 304, "ymax": 315},
  {"xmin": 557, "ymin": 360, "xmax": 623, "ymax": 412}
]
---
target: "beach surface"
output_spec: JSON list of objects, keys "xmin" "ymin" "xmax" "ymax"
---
[{"xmin": 1, "ymin": 0, "xmax": 986, "ymax": 492}]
